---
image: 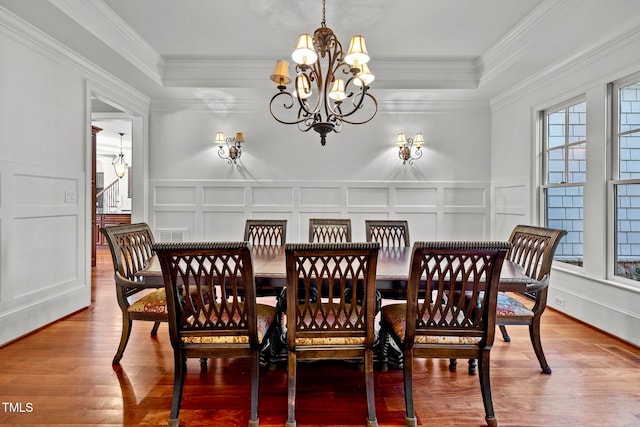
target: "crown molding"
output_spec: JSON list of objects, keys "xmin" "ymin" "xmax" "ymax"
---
[
  {"xmin": 478, "ymin": 0, "xmax": 569, "ymax": 88},
  {"xmin": 490, "ymin": 14, "xmax": 640, "ymax": 111},
  {"xmin": 49, "ymin": 0, "xmax": 164, "ymax": 85},
  {"xmin": 0, "ymin": 5, "xmax": 149, "ymax": 113}
]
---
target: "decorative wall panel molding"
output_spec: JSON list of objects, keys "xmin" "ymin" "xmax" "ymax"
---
[{"xmin": 151, "ymin": 179, "xmax": 490, "ymax": 243}]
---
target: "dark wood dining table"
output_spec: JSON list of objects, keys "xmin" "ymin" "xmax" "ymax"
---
[{"xmin": 137, "ymin": 245, "xmax": 534, "ymax": 298}]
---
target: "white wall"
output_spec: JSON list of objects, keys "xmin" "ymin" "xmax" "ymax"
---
[
  {"xmin": 147, "ymin": 101, "xmax": 494, "ymax": 243},
  {"xmin": 0, "ymin": 7, "xmax": 149, "ymax": 345},
  {"xmin": 0, "ymin": 20, "xmax": 89, "ymax": 344},
  {"xmin": 491, "ymin": 22, "xmax": 640, "ymax": 346}
]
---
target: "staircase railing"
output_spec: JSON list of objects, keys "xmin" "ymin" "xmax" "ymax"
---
[{"xmin": 96, "ymin": 179, "xmax": 120, "ymax": 213}]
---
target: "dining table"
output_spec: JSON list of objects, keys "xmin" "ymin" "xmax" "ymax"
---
[{"xmin": 137, "ymin": 244, "xmax": 535, "ymax": 298}]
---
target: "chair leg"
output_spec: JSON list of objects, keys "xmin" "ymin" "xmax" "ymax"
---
[
  {"xmin": 248, "ymin": 350, "xmax": 259, "ymax": 427},
  {"xmin": 168, "ymin": 351, "xmax": 187, "ymax": 427},
  {"xmin": 113, "ymin": 316, "xmax": 132, "ymax": 365},
  {"xmin": 468, "ymin": 358, "xmax": 477, "ymax": 375},
  {"xmin": 448, "ymin": 358, "xmax": 457, "ymax": 372},
  {"xmin": 403, "ymin": 349, "xmax": 417, "ymax": 427},
  {"xmin": 150, "ymin": 320, "xmax": 161, "ymax": 336},
  {"xmin": 530, "ymin": 318, "xmax": 552, "ymax": 374},
  {"xmin": 365, "ymin": 349, "xmax": 378, "ymax": 427},
  {"xmin": 499, "ymin": 324, "xmax": 511, "ymax": 342},
  {"xmin": 285, "ymin": 351, "xmax": 297, "ymax": 427},
  {"xmin": 477, "ymin": 350, "xmax": 497, "ymax": 427}
]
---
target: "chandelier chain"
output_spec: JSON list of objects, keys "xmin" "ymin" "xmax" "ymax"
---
[{"xmin": 321, "ymin": 0, "xmax": 326, "ymax": 27}]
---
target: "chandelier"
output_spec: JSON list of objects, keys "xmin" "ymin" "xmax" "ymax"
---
[
  {"xmin": 269, "ymin": 0, "xmax": 377, "ymax": 146},
  {"xmin": 112, "ymin": 132, "xmax": 128, "ymax": 178}
]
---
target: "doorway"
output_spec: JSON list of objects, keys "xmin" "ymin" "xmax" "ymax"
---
[{"xmin": 91, "ymin": 98, "xmax": 134, "ymax": 266}]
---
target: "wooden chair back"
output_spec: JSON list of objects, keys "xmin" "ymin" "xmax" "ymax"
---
[
  {"xmin": 365, "ymin": 219, "xmax": 410, "ymax": 247},
  {"xmin": 244, "ymin": 219, "xmax": 287, "ymax": 246},
  {"xmin": 101, "ymin": 222, "xmax": 155, "ymax": 291},
  {"xmin": 508, "ymin": 224, "xmax": 567, "ymax": 282},
  {"xmin": 154, "ymin": 241, "xmax": 260, "ymax": 351},
  {"xmin": 406, "ymin": 241, "xmax": 510, "ymax": 356},
  {"xmin": 308, "ymin": 218, "xmax": 352, "ymax": 243}
]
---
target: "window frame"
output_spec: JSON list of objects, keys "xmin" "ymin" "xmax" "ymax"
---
[
  {"xmin": 610, "ymin": 71, "xmax": 640, "ymax": 285},
  {"xmin": 539, "ymin": 95, "xmax": 586, "ymax": 268}
]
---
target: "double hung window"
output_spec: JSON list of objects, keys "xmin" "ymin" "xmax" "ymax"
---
[
  {"xmin": 541, "ymin": 99, "xmax": 586, "ymax": 266},
  {"xmin": 613, "ymin": 75, "xmax": 640, "ymax": 280}
]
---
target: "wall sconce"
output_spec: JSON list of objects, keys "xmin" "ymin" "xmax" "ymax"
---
[
  {"xmin": 215, "ymin": 131, "xmax": 245, "ymax": 164},
  {"xmin": 112, "ymin": 132, "xmax": 128, "ymax": 178},
  {"xmin": 396, "ymin": 132, "xmax": 423, "ymax": 165}
]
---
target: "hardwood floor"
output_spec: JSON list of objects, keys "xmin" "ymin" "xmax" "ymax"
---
[{"xmin": 1, "ymin": 247, "xmax": 640, "ymax": 426}]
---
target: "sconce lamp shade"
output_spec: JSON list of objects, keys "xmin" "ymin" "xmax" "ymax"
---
[
  {"xmin": 292, "ymin": 34, "xmax": 318, "ymax": 65},
  {"xmin": 413, "ymin": 133, "xmax": 424, "ymax": 148},
  {"xmin": 344, "ymin": 35, "xmax": 369, "ymax": 68},
  {"xmin": 235, "ymin": 132, "xmax": 244, "ymax": 143},
  {"xmin": 354, "ymin": 63, "xmax": 375, "ymax": 87},
  {"xmin": 270, "ymin": 60, "xmax": 292, "ymax": 85},
  {"xmin": 395, "ymin": 132, "xmax": 408, "ymax": 147},
  {"xmin": 215, "ymin": 132, "xmax": 226, "ymax": 144},
  {"xmin": 294, "ymin": 76, "xmax": 312, "ymax": 99}
]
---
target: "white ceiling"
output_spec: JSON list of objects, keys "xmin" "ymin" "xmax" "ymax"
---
[{"xmin": 4, "ymin": 0, "xmax": 640, "ymax": 105}]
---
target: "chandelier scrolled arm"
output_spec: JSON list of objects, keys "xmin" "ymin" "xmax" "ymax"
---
[{"xmin": 269, "ymin": 0, "xmax": 376, "ymax": 146}]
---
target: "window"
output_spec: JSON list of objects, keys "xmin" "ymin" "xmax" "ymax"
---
[
  {"xmin": 541, "ymin": 99, "xmax": 586, "ymax": 266},
  {"xmin": 613, "ymin": 75, "xmax": 640, "ymax": 280}
]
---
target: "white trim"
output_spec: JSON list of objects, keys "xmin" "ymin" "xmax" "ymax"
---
[{"xmin": 48, "ymin": 0, "xmax": 164, "ymax": 85}]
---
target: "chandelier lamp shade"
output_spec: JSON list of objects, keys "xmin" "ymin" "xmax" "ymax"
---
[
  {"xmin": 215, "ymin": 131, "xmax": 245, "ymax": 164},
  {"xmin": 396, "ymin": 132, "xmax": 424, "ymax": 165},
  {"xmin": 112, "ymin": 132, "xmax": 128, "ymax": 178},
  {"xmin": 269, "ymin": 0, "xmax": 377, "ymax": 146}
]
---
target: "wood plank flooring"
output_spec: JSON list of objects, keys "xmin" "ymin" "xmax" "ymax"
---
[{"xmin": 1, "ymin": 247, "xmax": 640, "ymax": 426}]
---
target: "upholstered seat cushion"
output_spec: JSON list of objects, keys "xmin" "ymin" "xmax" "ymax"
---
[
  {"xmin": 181, "ymin": 303, "xmax": 278, "ymax": 345},
  {"xmin": 380, "ymin": 303, "xmax": 481, "ymax": 345},
  {"xmin": 128, "ymin": 288, "xmax": 167, "ymax": 314},
  {"xmin": 496, "ymin": 292, "xmax": 534, "ymax": 320}
]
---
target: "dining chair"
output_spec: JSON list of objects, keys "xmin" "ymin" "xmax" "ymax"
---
[
  {"xmin": 492, "ymin": 224, "xmax": 567, "ymax": 374},
  {"xmin": 365, "ymin": 219, "xmax": 410, "ymax": 247},
  {"xmin": 284, "ymin": 242, "xmax": 380, "ymax": 427},
  {"xmin": 308, "ymin": 218, "xmax": 352, "ymax": 242},
  {"xmin": 378, "ymin": 241, "xmax": 510, "ymax": 427},
  {"xmin": 153, "ymin": 241, "xmax": 278, "ymax": 427},
  {"xmin": 244, "ymin": 219, "xmax": 287, "ymax": 246},
  {"xmin": 100, "ymin": 222, "xmax": 166, "ymax": 365}
]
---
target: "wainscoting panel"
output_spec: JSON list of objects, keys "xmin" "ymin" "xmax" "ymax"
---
[
  {"xmin": 150, "ymin": 180, "xmax": 491, "ymax": 244},
  {"xmin": 347, "ymin": 187, "xmax": 389, "ymax": 207},
  {"xmin": 251, "ymin": 186, "xmax": 294, "ymax": 207},
  {"xmin": 0, "ymin": 161, "xmax": 88, "ymax": 345},
  {"xmin": 493, "ymin": 181, "xmax": 529, "ymax": 239},
  {"xmin": 395, "ymin": 187, "xmax": 437, "ymax": 207},
  {"xmin": 443, "ymin": 185, "xmax": 486, "ymax": 207},
  {"xmin": 154, "ymin": 185, "xmax": 197, "ymax": 206},
  {"xmin": 202, "ymin": 186, "xmax": 245, "ymax": 206},
  {"xmin": 300, "ymin": 186, "xmax": 342, "ymax": 207}
]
